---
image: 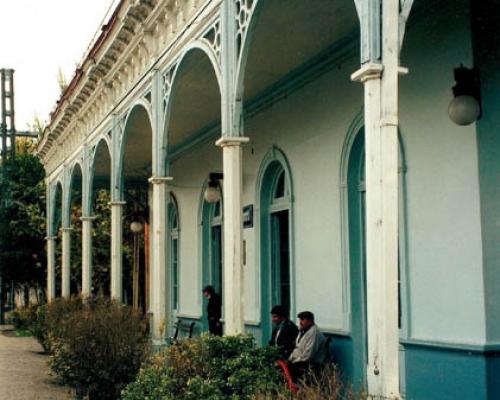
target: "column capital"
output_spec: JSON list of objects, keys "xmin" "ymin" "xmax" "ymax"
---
[
  {"xmin": 80, "ymin": 215, "xmax": 97, "ymax": 222},
  {"xmin": 216, "ymin": 136, "xmax": 250, "ymax": 148},
  {"xmin": 60, "ymin": 227, "xmax": 73, "ymax": 232},
  {"xmin": 148, "ymin": 176, "xmax": 173, "ymax": 185},
  {"xmin": 45, "ymin": 236, "xmax": 57, "ymax": 241},
  {"xmin": 351, "ymin": 63, "xmax": 383, "ymax": 83},
  {"xmin": 108, "ymin": 200, "xmax": 127, "ymax": 206}
]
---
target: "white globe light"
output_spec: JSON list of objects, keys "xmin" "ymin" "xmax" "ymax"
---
[
  {"xmin": 448, "ymin": 95, "xmax": 480, "ymax": 126},
  {"xmin": 204, "ymin": 185, "xmax": 221, "ymax": 203},
  {"xmin": 130, "ymin": 221, "xmax": 144, "ymax": 233}
]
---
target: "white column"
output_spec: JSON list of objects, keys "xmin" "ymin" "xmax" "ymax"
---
[
  {"xmin": 81, "ymin": 216, "xmax": 94, "ymax": 298},
  {"xmin": 147, "ymin": 184, "xmax": 154, "ymax": 314},
  {"xmin": 352, "ymin": 64, "xmax": 391, "ymax": 398},
  {"xmin": 376, "ymin": 0, "xmax": 402, "ymax": 396},
  {"xmin": 148, "ymin": 176, "xmax": 172, "ymax": 343},
  {"xmin": 61, "ymin": 227, "xmax": 72, "ymax": 298},
  {"xmin": 110, "ymin": 201, "xmax": 125, "ymax": 301},
  {"xmin": 351, "ymin": 1, "xmax": 402, "ymax": 395},
  {"xmin": 46, "ymin": 236, "xmax": 57, "ymax": 302},
  {"xmin": 216, "ymin": 136, "xmax": 249, "ymax": 335}
]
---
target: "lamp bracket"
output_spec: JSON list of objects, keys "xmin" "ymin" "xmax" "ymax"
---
[{"xmin": 452, "ymin": 65, "xmax": 481, "ymax": 103}]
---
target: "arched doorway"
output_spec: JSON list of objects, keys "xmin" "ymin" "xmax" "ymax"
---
[{"xmin": 259, "ymin": 151, "xmax": 293, "ymax": 344}]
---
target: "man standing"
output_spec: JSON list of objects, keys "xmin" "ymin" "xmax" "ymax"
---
[
  {"xmin": 288, "ymin": 311, "xmax": 326, "ymax": 382},
  {"xmin": 202, "ymin": 285, "xmax": 222, "ymax": 336},
  {"xmin": 269, "ymin": 305, "xmax": 298, "ymax": 359}
]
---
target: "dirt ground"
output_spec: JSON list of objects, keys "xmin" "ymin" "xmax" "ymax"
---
[{"xmin": 0, "ymin": 325, "xmax": 73, "ymax": 400}]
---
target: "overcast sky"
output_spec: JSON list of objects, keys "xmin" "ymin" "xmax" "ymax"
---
[{"xmin": 0, "ymin": 0, "xmax": 119, "ymax": 131}]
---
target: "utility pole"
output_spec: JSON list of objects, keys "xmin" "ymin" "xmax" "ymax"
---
[
  {"xmin": 0, "ymin": 69, "xmax": 38, "ymax": 324},
  {"xmin": 1, "ymin": 69, "xmax": 15, "ymax": 166},
  {"xmin": 0, "ymin": 69, "xmax": 15, "ymax": 324}
]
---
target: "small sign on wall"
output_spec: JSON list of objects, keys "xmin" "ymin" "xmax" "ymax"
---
[{"xmin": 243, "ymin": 204, "xmax": 253, "ymax": 228}]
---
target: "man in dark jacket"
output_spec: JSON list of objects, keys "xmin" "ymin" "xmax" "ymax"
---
[
  {"xmin": 269, "ymin": 305, "xmax": 298, "ymax": 359},
  {"xmin": 203, "ymin": 285, "xmax": 222, "ymax": 336}
]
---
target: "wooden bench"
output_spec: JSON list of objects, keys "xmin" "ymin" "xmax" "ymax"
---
[{"xmin": 167, "ymin": 319, "xmax": 196, "ymax": 344}]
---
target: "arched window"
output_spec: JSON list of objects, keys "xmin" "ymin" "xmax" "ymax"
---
[
  {"xmin": 169, "ymin": 195, "xmax": 180, "ymax": 311},
  {"xmin": 268, "ymin": 167, "xmax": 291, "ymax": 311}
]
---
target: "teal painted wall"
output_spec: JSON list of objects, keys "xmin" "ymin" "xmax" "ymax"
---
[
  {"xmin": 404, "ymin": 343, "xmax": 487, "ymax": 400},
  {"xmin": 328, "ymin": 335, "xmax": 357, "ymax": 389},
  {"xmin": 323, "ymin": 336, "xmax": 500, "ymax": 399},
  {"xmin": 471, "ymin": 0, "xmax": 500, "ymax": 344},
  {"xmin": 486, "ymin": 353, "xmax": 500, "ymax": 399}
]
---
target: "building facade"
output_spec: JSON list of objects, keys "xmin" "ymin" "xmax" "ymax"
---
[{"xmin": 36, "ymin": 0, "xmax": 500, "ymax": 398}]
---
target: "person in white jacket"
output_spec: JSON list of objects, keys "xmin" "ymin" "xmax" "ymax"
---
[{"xmin": 288, "ymin": 311, "xmax": 326, "ymax": 382}]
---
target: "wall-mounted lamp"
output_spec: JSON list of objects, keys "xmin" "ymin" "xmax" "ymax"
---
[
  {"xmin": 204, "ymin": 172, "xmax": 223, "ymax": 203},
  {"xmin": 448, "ymin": 65, "xmax": 481, "ymax": 126}
]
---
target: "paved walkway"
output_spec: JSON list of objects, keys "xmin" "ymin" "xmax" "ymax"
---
[{"xmin": 0, "ymin": 325, "xmax": 73, "ymax": 400}]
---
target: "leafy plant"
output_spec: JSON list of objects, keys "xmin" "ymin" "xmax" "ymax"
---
[
  {"xmin": 10, "ymin": 305, "xmax": 36, "ymax": 330},
  {"xmin": 46, "ymin": 296, "xmax": 148, "ymax": 400},
  {"xmin": 30, "ymin": 303, "xmax": 48, "ymax": 351},
  {"xmin": 43, "ymin": 296, "xmax": 84, "ymax": 351},
  {"xmin": 9, "ymin": 303, "xmax": 49, "ymax": 351},
  {"xmin": 122, "ymin": 334, "xmax": 285, "ymax": 400}
]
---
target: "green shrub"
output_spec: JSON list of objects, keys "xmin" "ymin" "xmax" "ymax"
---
[
  {"xmin": 10, "ymin": 306, "xmax": 33, "ymax": 330},
  {"xmin": 43, "ymin": 296, "xmax": 84, "ymax": 351},
  {"xmin": 122, "ymin": 334, "xmax": 285, "ymax": 400},
  {"xmin": 47, "ymin": 297, "xmax": 148, "ymax": 400},
  {"xmin": 30, "ymin": 304, "xmax": 48, "ymax": 351}
]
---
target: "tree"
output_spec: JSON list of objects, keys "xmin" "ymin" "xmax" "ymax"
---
[{"xmin": 0, "ymin": 143, "xmax": 46, "ymax": 303}]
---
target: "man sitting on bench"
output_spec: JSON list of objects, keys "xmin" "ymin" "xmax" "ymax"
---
[{"xmin": 288, "ymin": 311, "xmax": 325, "ymax": 382}]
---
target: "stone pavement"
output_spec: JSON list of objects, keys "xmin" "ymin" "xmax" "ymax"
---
[{"xmin": 0, "ymin": 325, "xmax": 73, "ymax": 400}]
